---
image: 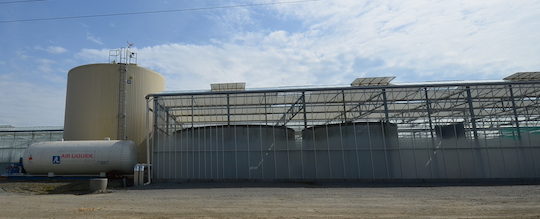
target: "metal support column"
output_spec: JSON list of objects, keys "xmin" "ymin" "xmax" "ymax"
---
[
  {"xmin": 341, "ymin": 90, "xmax": 347, "ymax": 121},
  {"xmin": 466, "ymin": 86, "xmax": 485, "ymax": 178},
  {"xmin": 382, "ymin": 89, "xmax": 389, "ymax": 122},
  {"xmin": 302, "ymin": 92, "xmax": 307, "ymax": 128},
  {"xmin": 145, "ymin": 97, "xmax": 152, "ymax": 184},
  {"xmin": 191, "ymin": 96, "xmax": 195, "ymax": 128},
  {"xmin": 424, "ymin": 87, "xmax": 438, "ymax": 178},
  {"xmin": 165, "ymin": 109, "xmax": 170, "ymax": 134},
  {"xmin": 423, "ymin": 87, "xmax": 435, "ymax": 139},
  {"xmin": 465, "ymin": 86, "xmax": 479, "ymax": 140},
  {"xmin": 508, "ymin": 85, "xmax": 522, "ymax": 139},
  {"xmin": 227, "ymin": 94, "xmax": 231, "ymax": 125},
  {"xmin": 152, "ymin": 97, "xmax": 159, "ymax": 181},
  {"xmin": 509, "ymin": 84, "xmax": 527, "ymax": 177},
  {"xmin": 381, "ymin": 88, "xmax": 391, "ymax": 178},
  {"xmin": 190, "ymin": 96, "xmax": 195, "ymax": 178},
  {"xmin": 264, "ymin": 93, "xmax": 268, "ymax": 125}
]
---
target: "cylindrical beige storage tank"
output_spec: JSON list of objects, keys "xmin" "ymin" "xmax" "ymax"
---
[
  {"xmin": 63, "ymin": 63, "xmax": 165, "ymax": 162},
  {"xmin": 22, "ymin": 140, "xmax": 137, "ymax": 175}
]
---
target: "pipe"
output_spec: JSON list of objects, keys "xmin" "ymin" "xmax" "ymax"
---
[{"xmin": 145, "ymin": 97, "xmax": 152, "ymax": 185}]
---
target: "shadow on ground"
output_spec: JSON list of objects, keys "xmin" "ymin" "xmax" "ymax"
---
[{"xmin": 0, "ymin": 179, "xmax": 125, "ymax": 195}]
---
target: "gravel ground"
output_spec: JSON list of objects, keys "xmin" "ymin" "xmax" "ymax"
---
[{"xmin": 1, "ymin": 181, "xmax": 540, "ymax": 218}]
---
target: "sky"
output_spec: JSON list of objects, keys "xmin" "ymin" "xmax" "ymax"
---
[{"xmin": 1, "ymin": 0, "xmax": 539, "ymax": 127}]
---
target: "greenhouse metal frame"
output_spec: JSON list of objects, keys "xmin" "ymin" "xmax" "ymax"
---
[
  {"xmin": 0, "ymin": 128, "xmax": 63, "ymax": 170},
  {"xmin": 148, "ymin": 80, "xmax": 540, "ymax": 182}
]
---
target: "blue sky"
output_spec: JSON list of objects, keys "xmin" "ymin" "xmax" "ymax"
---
[{"xmin": 1, "ymin": 0, "xmax": 540, "ymax": 127}]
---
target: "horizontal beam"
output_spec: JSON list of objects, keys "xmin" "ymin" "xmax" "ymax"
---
[{"xmin": 148, "ymin": 81, "xmax": 539, "ymax": 98}]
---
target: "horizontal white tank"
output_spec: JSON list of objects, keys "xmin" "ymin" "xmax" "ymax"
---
[{"xmin": 22, "ymin": 140, "xmax": 137, "ymax": 175}]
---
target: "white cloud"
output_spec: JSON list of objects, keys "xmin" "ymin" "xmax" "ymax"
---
[
  {"xmin": 76, "ymin": 0, "xmax": 540, "ymax": 92},
  {"xmin": 10, "ymin": 0, "xmax": 540, "ymax": 127},
  {"xmin": 77, "ymin": 32, "xmax": 366, "ymax": 91},
  {"xmin": 16, "ymin": 50, "xmax": 29, "ymax": 59},
  {"xmin": 86, "ymin": 32, "xmax": 104, "ymax": 45},
  {"xmin": 210, "ymin": 6, "xmax": 255, "ymax": 34},
  {"xmin": 34, "ymin": 46, "xmax": 68, "ymax": 54},
  {"xmin": 269, "ymin": 0, "xmax": 540, "ymax": 80},
  {"xmin": 37, "ymin": 58, "xmax": 55, "ymax": 73},
  {"xmin": 75, "ymin": 48, "xmax": 109, "ymax": 63},
  {"xmin": 136, "ymin": 41, "xmax": 321, "ymax": 89},
  {"xmin": 0, "ymin": 75, "xmax": 65, "ymax": 126},
  {"xmin": 46, "ymin": 46, "xmax": 67, "ymax": 54}
]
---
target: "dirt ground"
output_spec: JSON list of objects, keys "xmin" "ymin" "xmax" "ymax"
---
[{"xmin": 1, "ymin": 181, "xmax": 540, "ymax": 218}]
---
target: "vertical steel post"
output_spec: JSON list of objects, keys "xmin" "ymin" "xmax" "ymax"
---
[
  {"xmin": 302, "ymin": 91, "xmax": 307, "ymax": 129},
  {"xmin": 509, "ymin": 84, "xmax": 527, "ymax": 178},
  {"xmin": 424, "ymin": 87, "xmax": 437, "ymax": 178},
  {"xmin": 227, "ymin": 94, "xmax": 231, "ymax": 125},
  {"xmin": 152, "ymin": 97, "xmax": 159, "ymax": 182},
  {"xmin": 145, "ymin": 97, "xmax": 151, "ymax": 184},
  {"xmin": 191, "ymin": 96, "xmax": 195, "ymax": 128},
  {"xmin": 381, "ymin": 89, "xmax": 391, "ymax": 178},
  {"xmin": 382, "ymin": 89, "xmax": 389, "ymax": 122},
  {"xmin": 264, "ymin": 93, "xmax": 268, "ymax": 125},
  {"xmin": 465, "ymin": 86, "xmax": 479, "ymax": 140},
  {"xmin": 423, "ymin": 87, "xmax": 435, "ymax": 140},
  {"xmin": 508, "ymin": 85, "xmax": 522, "ymax": 139},
  {"xmin": 341, "ymin": 90, "xmax": 347, "ymax": 121},
  {"xmin": 165, "ymin": 109, "xmax": 170, "ymax": 135},
  {"xmin": 190, "ymin": 96, "xmax": 195, "ymax": 178},
  {"xmin": 466, "ymin": 86, "xmax": 485, "ymax": 178}
]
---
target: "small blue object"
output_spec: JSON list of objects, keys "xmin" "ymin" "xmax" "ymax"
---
[{"xmin": 52, "ymin": 156, "xmax": 61, "ymax": 164}]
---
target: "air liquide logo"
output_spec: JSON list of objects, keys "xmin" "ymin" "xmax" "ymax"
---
[
  {"xmin": 52, "ymin": 155, "xmax": 61, "ymax": 164},
  {"xmin": 61, "ymin": 153, "xmax": 94, "ymax": 159}
]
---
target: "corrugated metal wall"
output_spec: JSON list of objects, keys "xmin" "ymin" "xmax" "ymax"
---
[{"xmin": 152, "ymin": 124, "xmax": 540, "ymax": 181}]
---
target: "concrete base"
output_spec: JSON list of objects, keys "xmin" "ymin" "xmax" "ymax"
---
[{"xmin": 89, "ymin": 178, "xmax": 108, "ymax": 193}]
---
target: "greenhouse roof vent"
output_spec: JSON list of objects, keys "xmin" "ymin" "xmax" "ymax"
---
[
  {"xmin": 503, "ymin": 72, "xmax": 540, "ymax": 81},
  {"xmin": 210, "ymin": 82, "xmax": 246, "ymax": 91},
  {"xmin": 351, "ymin": 76, "xmax": 395, "ymax": 86}
]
